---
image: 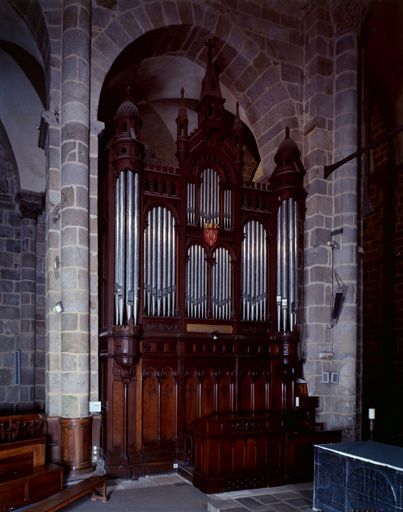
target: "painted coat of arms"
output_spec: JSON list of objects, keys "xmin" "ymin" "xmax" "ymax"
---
[{"xmin": 203, "ymin": 223, "xmax": 219, "ymax": 247}]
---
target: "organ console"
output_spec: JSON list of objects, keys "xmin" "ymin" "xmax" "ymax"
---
[{"xmin": 98, "ymin": 42, "xmax": 340, "ymax": 490}]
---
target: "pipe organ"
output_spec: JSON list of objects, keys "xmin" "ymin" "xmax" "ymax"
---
[{"xmin": 98, "ymin": 46, "xmax": 335, "ymax": 489}]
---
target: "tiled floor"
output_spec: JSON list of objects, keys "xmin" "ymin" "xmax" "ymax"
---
[
  {"xmin": 52, "ymin": 473, "xmax": 313, "ymax": 512},
  {"xmin": 208, "ymin": 480, "xmax": 313, "ymax": 512}
]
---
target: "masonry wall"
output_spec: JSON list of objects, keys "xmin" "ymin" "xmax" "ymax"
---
[{"xmin": 0, "ymin": 140, "xmax": 45, "ymax": 413}]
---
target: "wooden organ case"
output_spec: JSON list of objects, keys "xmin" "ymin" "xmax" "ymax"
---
[{"xmin": 99, "ymin": 46, "xmax": 338, "ymax": 491}]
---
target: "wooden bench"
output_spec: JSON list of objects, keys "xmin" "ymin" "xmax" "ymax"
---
[
  {"xmin": 0, "ymin": 426, "xmax": 64, "ymax": 512},
  {"xmin": 23, "ymin": 474, "xmax": 108, "ymax": 511}
]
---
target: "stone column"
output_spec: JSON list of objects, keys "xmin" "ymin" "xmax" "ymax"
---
[
  {"xmin": 328, "ymin": 1, "xmax": 368, "ymax": 439},
  {"xmin": 302, "ymin": 1, "xmax": 335, "ymax": 397},
  {"xmin": 303, "ymin": 0, "xmax": 368, "ymax": 437},
  {"xmin": 17, "ymin": 191, "xmax": 44, "ymax": 412},
  {"xmin": 59, "ymin": 0, "xmax": 92, "ymax": 472}
]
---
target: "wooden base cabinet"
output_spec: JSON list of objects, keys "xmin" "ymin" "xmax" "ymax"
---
[{"xmin": 192, "ymin": 415, "xmax": 284, "ymax": 493}]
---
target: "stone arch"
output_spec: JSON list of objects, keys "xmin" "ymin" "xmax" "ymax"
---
[
  {"xmin": 91, "ymin": 0, "xmax": 303, "ymax": 177},
  {"xmin": 8, "ymin": 0, "xmax": 51, "ymax": 104}
]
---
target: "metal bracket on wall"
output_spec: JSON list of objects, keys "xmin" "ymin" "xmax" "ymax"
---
[{"xmin": 324, "ymin": 123, "xmax": 403, "ymax": 178}]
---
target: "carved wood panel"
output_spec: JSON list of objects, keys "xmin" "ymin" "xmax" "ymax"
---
[
  {"xmin": 217, "ymin": 368, "xmax": 234, "ymax": 414},
  {"xmin": 184, "ymin": 368, "xmax": 198, "ymax": 431},
  {"xmin": 160, "ymin": 368, "xmax": 176, "ymax": 442},
  {"xmin": 142, "ymin": 368, "xmax": 159, "ymax": 443}
]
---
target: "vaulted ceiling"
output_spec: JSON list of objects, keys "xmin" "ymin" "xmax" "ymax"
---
[
  {"xmin": 0, "ymin": 1, "xmax": 46, "ymax": 193},
  {"xmin": 1, "ymin": 1, "xmax": 402, "ymax": 194}
]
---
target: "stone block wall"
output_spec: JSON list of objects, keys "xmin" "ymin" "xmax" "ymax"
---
[
  {"xmin": 0, "ymin": 148, "xmax": 21, "ymax": 412},
  {"xmin": 0, "ymin": 140, "xmax": 45, "ymax": 413}
]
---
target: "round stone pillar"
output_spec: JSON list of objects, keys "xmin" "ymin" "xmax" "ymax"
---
[{"xmin": 60, "ymin": 0, "xmax": 92, "ymax": 471}]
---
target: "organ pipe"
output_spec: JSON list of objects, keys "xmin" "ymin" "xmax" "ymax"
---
[
  {"xmin": 114, "ymin": 170, "xmax": 141, "ymax": 326},
  {"xmin": 223, "ymin": 189, "xmax": 232, "ymax": 229},
  {"xmin": 187, "ymin": 183, "xmax": 196, "ymax": 224},
  {"xmin": 212, "ymin": 247, "xmax": 232, "ymax": 320},
  {"xmin": 276, "ymin": 197, "xmax": 298, "ymax": 332},
  {"xmin": 241, "ymin": 220, "xmax": 268, "ymax": 322},
  {"xmin": 200, "ymin": 168, "xmax": 220, "ymax": 226},
  {"xmin": 144, "ymin": 206, "xmax": 176, "ymax": 317},
  {"xmin": 186, "ymin": 245, "xmax": 208, "ymax": 318}
]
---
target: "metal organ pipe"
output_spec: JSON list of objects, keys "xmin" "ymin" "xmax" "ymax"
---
[
  {"xmin": 276, "ymin": 198, "xmax": 298, "ymax": 332},
  {"xmin": 225, "ymin": 190, "xmax": 232, "ymax": 229},
  {"xmin": 187, "ymin": 183, "xmax": 196, "ymax": 224},
  {"xmin": 125, "ymin": 171, "xmax": 133, "ymax": 322},
  {"xmin": 200, "ymin": 168, "xmax": 220, "ymax": 226},
  {"xmin": 143, "ymin": 206, "xmax": 176, "ymax": 317},
  {"xmin": 293, "ymin": 199, "xmax": 298, "ymax": 330},
  {"xmin": 114, "ymin": 170, "xmax": 141, "ymax": 326},
  {"xmin": 115, "ymin": 174, "xmax": 122, "ymax": 325},
  {"xmin": 276, "ymin": 207, "xmax": 282, "ymax": 328},
  {"xmin": 133, "ymin": 173, "xmax": 140, "ymax": 325},
  {"xmin": 288, "ymin": 198, "xmax": 295, "ymax": 331},
  {"xmin": 241, "ymin": 220, "xmax": 268, "ymax": 322},
  {"xmin": 212, "ymin": 248, "xmax": 231, "ymax": 320},
  {"xmin": 281, "ymin": 200, "xmax": 288, "ymax": 331},
  {"xmin": 186, "ymin": 245, "xmax": 207, "ymax": 318}
]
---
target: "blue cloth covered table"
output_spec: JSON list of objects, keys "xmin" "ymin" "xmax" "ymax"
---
[{"xmin": 313, "ymin": 440, "xmax": 403, "ymax": 512}]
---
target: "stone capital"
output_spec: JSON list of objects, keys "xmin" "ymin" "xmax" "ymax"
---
[{"xmin": 16, "ymin": 190, "xmax": 44, "ymax": 220}]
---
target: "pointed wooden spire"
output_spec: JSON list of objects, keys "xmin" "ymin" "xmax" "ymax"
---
[{"xmin": 200, "ymin": 39, "xmax": 222, "ymax": 99}]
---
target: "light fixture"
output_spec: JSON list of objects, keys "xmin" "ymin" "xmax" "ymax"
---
[
  {"xmin": 52, "ymin": 301, "xmax": 64, "ymax": 313},
  {"xmin": 211, "ymin": 332, "xmax": 218, "ymax": 341}
]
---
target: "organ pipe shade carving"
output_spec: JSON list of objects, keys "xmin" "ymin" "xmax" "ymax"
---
[
  {"xmin": 276, "ymin": 197, "xmax": 298, "ymax": 332},
  {"xmin": 223, "ymin": 189, "xmax": 232, "ymax": 229},
  {"xmin": 241, "ymin": 220, "xmax": 268, "ymax": 322},
  {"xmin": 144, "ymin": 206, "xmax": 176, "ymax": 317},
  {"xmin": 187, "ymin": 183, "xmax": 196, "ymax": 224},
  {"xmin": 212, "ymin": 247, "xmax": 232, "ymax": 319},
  {"xmin": 186, "ymin": 244, "xmax": 208, "ymax": 318},
  {"xmin": 114, "ymin": 170, "xmax": 141, "ymax": 326},
  {"xmin": 199, "ymin": 168, "xmax": 220, "ymax": 226}
]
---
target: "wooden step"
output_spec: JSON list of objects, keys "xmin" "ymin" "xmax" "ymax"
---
[
  {"xmin": 22, "ymin": 474, "xmax": 108, "ymax": 512},
  {"xmin": 0, "ymin": 464, "xmax": 63, "ymax": 512}
]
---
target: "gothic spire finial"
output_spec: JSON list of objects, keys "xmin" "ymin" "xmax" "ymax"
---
[
  {"xmin": 200, "ymin": 38, "xmax": 222, "ymax": 100},
  {"xmin": 233, "ymin": 101, "xmax": 243, "ymax": 139}
]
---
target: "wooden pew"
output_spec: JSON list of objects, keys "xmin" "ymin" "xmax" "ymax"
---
[
  {"xmin": 23, "ymin": 474, "xmax": 108, "ymax": 511},
  {"xmin": 0, "ymin": 414, "xmax": 64, "ymax": 511}
]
